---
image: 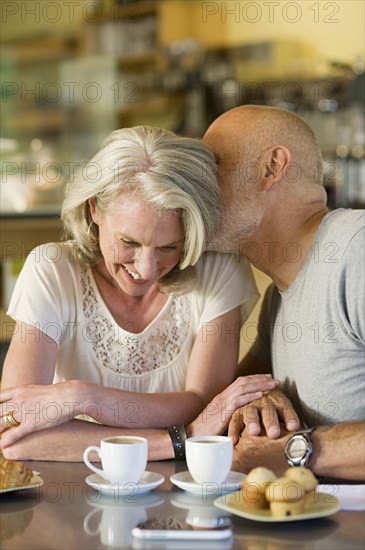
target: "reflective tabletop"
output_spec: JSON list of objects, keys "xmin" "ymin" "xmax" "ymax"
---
[{"xmin": 1, "ymin": 460, "xmax": 364, "ymax": 549}]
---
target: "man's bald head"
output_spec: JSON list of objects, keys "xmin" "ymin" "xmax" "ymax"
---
[
  {"xmin": 204, "ymin": 106, "xmax": 326, "ymax": 244},
  {"xmin": 205, "ymin": 105, "xmax": 323, "ymax": 183}
]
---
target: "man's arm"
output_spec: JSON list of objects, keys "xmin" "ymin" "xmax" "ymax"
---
[
  {"xmin": 311, "ymin": 422, "xmax": 365, "ymax": 480},
  {"xmin": 232, "ymin": 421, "xmax": 365, "ymax": 481}
]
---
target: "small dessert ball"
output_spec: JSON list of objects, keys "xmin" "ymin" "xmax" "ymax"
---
[
  {"xmin": 284, "ymin": 467, "xmax": 318, "ymax": 507},
  {"xmin": 241, "ymin": 467, "xmax": 276, "ymax": 509},
  {"xmin": 265, "ymin": 477, "xmax": 305, "ymax": 517}
]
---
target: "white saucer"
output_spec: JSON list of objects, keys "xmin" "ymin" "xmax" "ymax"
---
[
  {"xmin": 170, "ymin": 471, "xmax": 246, "ymax": 496},
  {"xmin": 85, "ymin": 471, "xmax": 165, "ymax": 496}
]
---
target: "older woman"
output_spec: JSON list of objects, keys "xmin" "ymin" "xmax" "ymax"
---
[{"xmin": 0, "ymin": 127, "xmax": 278, "ymax": 461}]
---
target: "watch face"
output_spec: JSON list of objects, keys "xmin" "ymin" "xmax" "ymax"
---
[{"xmin": 288, "ymin": 436, "xmax": 307, "ymax": 458}]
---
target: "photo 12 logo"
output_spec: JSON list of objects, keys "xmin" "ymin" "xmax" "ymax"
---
[
  {"xmin": 201, "ymin": 2, "xmax": 340, "ymax": 24},
  {"xmin": 1, "ymin": 1, "xmax": 146, "ymax": 24}
]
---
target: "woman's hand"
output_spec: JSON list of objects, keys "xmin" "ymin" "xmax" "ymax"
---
[
  {"xmin": 186, "ymin": 375, "xmax": 279, "ymax": 438},
  {"xmin": 228, "ymin": 388, "xmax": 300, "ymax": 444},
  {"xmin": 0, "ymin": 381, "xmax": 86, "ymax": 448}
]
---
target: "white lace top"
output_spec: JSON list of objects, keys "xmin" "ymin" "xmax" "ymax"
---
[{"xmin": 8, "ymin": 242, "xmax": 258, "ymax": 393}]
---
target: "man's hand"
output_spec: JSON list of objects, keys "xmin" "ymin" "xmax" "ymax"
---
[
  {"xmin": 228, "ymin": 389, "xmax": 300, "ymax": 444},
  {"xmin": 232, "ymin": 427, "xmax": 292, "ymax": 476},
  {"xmin": 187, "ymin": 375, "xmax": 279, "ymax": 438}
]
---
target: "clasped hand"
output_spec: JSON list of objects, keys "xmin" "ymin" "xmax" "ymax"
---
[
  {"xmin": 228, "ymin": 388, "xmax": 300, "ymax": 444},
  {"xmin": 225, "ymin": 389, "xmax": 301, "ymax": 475},
  {"xmin": 189, "ymin": 385, "xmax": 300, "ymax": 443}
]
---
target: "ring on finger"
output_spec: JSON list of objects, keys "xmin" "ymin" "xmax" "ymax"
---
[{"xmin": 1, "ymin": 411, "xmax": 20, "ymax": 428}]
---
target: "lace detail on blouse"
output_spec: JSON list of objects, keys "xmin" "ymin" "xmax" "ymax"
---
[{"xmin": 81, "ymin": 269, "xmax": 191, "ymax": 376}]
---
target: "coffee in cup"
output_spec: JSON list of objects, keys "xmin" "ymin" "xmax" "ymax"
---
[
  {"xmin": 185, "ymin": 435, "xmax": 233, "ymax": 485},
  {"xmin": 83, "ymin": 436, "xmax": 148, "ymax": 484}
]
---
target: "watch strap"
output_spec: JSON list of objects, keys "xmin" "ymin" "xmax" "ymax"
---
[
  {"xmin": 167, "ymin": 424, "xmax": 187, "ymax": 461},
  {"xmin": 301, "ymin": 427, "xmax": 316, "ymax": 436}
]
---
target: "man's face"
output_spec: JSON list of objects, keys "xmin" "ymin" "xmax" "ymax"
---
[{"xmin": 204, "ymin": 123, "xmax": 265, "ymax": 252}]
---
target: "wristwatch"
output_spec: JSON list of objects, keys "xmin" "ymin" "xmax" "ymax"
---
[{"xmin": 284, "ymin": 427, "xmax": 315, "ymax": 468}]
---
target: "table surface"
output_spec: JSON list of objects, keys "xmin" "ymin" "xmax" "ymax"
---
[{"xmin": 1, "ymin": 460, "xmax": 364, "ymax": 550}]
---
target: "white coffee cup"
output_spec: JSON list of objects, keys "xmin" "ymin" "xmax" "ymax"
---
[
  {"xmin": 83, "ymin": 436, "xmax": 148, "ymax": 484},
  {"xmin": 185, "ymin": 435, "xmax": 233, "ymax": 485}
]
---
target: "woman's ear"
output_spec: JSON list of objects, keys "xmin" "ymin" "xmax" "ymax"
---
[
  {"xmin": 263, "ymin": 146, "xmax": 291, "ymax": 190},
  {"xmin": 88, "ymin": 198, "xmax": 100, "ymax": 225}
]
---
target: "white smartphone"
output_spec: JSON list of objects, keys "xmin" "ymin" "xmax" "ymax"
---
[{"xmin": 132, "ymin": 516, "xmax": 233, "ymax": 541}]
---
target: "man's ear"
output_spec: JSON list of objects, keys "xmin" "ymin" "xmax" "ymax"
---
[{"xmin": 263, "ymin": 146, "xmax": 291, "ymax": 190}]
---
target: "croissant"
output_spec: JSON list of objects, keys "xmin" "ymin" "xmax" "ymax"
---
[{"xmin": 0, "ymin": 452, "xmax": 33, "ymax": 490}]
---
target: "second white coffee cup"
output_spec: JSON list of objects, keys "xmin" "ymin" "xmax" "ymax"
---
[
  {"xmin": 185, "ymin": 435, "xmax": 233, "ymax": 485},
  {"xmin": 83, "ymin": 436, "xmax": 148, "ymax": 484}
]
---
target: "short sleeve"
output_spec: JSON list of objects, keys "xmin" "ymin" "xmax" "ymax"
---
[
  {"xmin": 196, "ymin": 253, "xmax": 259, "ymax": 328},
  {"xmin": 7, "ymin": 243, "xmax": 73, "ymax": 346},
  {"xmin": 338, "ymin": 225, "xmax": 365, "ymax": 343}
]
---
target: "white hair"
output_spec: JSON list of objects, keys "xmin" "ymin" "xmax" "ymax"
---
[{"xmin": 61, "ymin": 126, "xmax": 221, "ymax": 293}]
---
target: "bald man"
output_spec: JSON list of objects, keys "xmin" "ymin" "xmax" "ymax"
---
[{"xmin": 204, "ymin": 105, "xmax": 365, "ymax": 481}]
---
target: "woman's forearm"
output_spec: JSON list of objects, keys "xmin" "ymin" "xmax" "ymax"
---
[
  {"xmin": 76, "ymin": 375, "xmax": 279, "ymax": 429},
  {"xmin": 2, "ymin": 419, "xmax": 175, "ymax": 462},
  {"xmin": 78, "ymin": 381, "xmax": 204, "ymax": 428}
]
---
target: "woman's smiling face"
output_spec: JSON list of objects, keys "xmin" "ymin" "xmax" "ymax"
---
[{"xmin": 90, "ymin": 195, "xmax": 184, "ymax": 297}]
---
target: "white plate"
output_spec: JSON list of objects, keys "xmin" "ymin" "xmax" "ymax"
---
[
  {"xmin": 85, "ymin": 471, "xmax": 165, "ymax": 496},
  {"xmin": 0, "ymin": 473, "xmax": 43, "ymax": 494},
  {"xmin": 214, "ymin": 491, "xmax": 340, "ymax": 522},
  {"xmin": 170, "ymin": 471, "xmax": 246, "ymax": 495}
]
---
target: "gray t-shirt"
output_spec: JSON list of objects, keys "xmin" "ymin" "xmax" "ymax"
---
[{"xmin": 251, "ymin": 209, "xmax": 365, "ymax": 427}]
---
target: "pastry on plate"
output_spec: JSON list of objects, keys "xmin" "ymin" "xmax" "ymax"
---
[
  {"xmin": 241, "ymin": 467, "xmax": 276, "ymax": 509},
  {"xmin": 265, "ymin": 476, "xmax": 305, "ymax": 517},
  {"xmin": 0, "ymin": 452, "xmax": 33, "ymax": 490},
  {"xmin": 284, "ymin": 466, "xmax": 318, "ymax": 507}
]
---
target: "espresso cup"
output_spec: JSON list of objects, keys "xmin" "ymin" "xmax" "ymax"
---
[
  {"xmin": 185, "ymin": 435, "xmax": 233, "ymax": 485},
  {"xmin": 83, "ymin": 436, "xmax": 148, "ymax": 484}
]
